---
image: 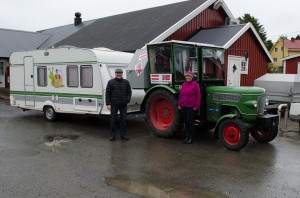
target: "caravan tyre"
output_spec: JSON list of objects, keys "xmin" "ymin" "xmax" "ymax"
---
[{"xmin": 44, "ymin": 106, "xmax": 56, "ymax": 122}]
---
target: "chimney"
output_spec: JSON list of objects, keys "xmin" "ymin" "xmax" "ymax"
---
[
  {"xmin": 291, "ymin": 37, "xmax": 295, "ymax": 42},
  {"xmin": 74, "ymin": 12, "xmax": 82, "ymax": 26}
]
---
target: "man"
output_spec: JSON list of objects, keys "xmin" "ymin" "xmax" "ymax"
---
[{"xmin": 105, "ymin": 69, "xmax": 132, "ymax": 141}]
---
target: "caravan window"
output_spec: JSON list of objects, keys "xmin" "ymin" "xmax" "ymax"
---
[
  {"xmin": 37, "ymin": 66, "xmax": 47, "ymax": 86},
  {"xmin": 80, "ymin": 65, "xmax": 93, "ymax": 88},
  {"xmin": 67, "ymin": 65, "xmax": 79, "ymax": 87}
]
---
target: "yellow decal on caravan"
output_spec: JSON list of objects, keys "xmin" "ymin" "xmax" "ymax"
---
[{"xmin": 49, "ymin": 67, "xmax": 65, "ymax": 88}]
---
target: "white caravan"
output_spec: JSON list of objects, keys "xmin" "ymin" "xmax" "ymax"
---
[{"xmin": 9, "ymin": 46, "xmax": 145, "ymax": 121}]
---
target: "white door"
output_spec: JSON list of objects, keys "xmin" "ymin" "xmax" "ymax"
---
[
  {"xmin": 297, "ymin": 63, "xmax": 300, "ymax": 74},
  {"xmin": 227, "ymin": 56, "xmax": 241, "ymax": 86},
  {"xmin": 24, "ymin": 57, "xmax": 35, "ymax": 106}
]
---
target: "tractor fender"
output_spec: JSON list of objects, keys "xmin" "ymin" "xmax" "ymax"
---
[
  {"xmin": 42, "ymin": 101, "xmax": 56, "ymax": 112},
  {"xmin": 141, "ymin": 85, "xmax": 178, "ymax": 112},
  {"xmin": 214, "ymin": 114, "xmax": 237, "ymax": 138}
]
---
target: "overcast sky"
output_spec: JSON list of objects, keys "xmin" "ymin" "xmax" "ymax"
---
[{"xmin": 1, "ymin": 0, "xmax": 299, "ymax": 41}]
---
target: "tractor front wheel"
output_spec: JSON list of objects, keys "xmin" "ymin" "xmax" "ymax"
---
[
  {"xmin": 145, "ymin": 89, "xmax": 181, "ymax": 137},
  {"xmin": 250, "ymin": 126, "xmax": 278, "ymax": 143},
  {"xmin": 218, "ymin": 118, "xmax": 249, "ymax": 151}
]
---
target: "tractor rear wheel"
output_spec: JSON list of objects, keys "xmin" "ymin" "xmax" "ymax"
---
[
  {"xmin": 250, "ymin": 126, "xmax": 278, "ymax": 143},
  {"xmin": 218, "ymin": 118, "xmax": 249, "ymax": 151},
  {"xmin": 145, "ymin": 89, "xmax": 181, "ymax": 137}
]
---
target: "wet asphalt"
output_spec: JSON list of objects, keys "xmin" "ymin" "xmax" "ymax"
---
[{"xmin": 0, "ymin": 99, "xmax": 300, "ymax": 198}]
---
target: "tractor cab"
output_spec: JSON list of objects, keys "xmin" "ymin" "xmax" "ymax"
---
[{"xmin": 147, "ymin": 41, "xmax": 225, "ymax": 90}]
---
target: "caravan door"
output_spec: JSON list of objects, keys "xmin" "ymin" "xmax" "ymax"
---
[{"xmin": 24, "ymin": 57, "xmax": 35, "ymax": 106}]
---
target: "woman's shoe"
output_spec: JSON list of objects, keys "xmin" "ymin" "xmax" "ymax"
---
[{"xmin": 183, "ymin": 137, "xmax": 189, "ymax": 143}]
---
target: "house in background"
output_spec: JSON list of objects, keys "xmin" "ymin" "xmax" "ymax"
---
[
  {"xmin": 270, "ymin": 36, "xmax": 300, "ymax": 69},
  {"xmin": 0, "ymin": 29, "xmax": 50, "ymax": 88},
  {"xmin": 0, "ymin": 0, "xmax": 273, "ymax": 88},
  {"xmin": 282, "ymin": 54, "xmax": 300, "ymax": 74},
  {"xmin": 0, "ymin": 14, "xmax": 95, "ymax": 89}
]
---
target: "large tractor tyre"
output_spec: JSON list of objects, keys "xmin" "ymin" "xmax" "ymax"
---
[
  {"xmin": 250, "ymin": 126, "xmax": 278, "ymax": 143},
  {"xmin": 145, "ymin": 89, "xmax": 181, "ymax": 138},
  {"xmin": 218, "ymin": 118, "xmax": 249, "ymax": 151},
  {"xmin": 44, "ymin": 106, "xmax": 57, "ymax": 122}
]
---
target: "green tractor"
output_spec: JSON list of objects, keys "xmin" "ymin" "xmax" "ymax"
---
[{"xmin": 129, "ymin": 41, "xmax": 279, "ymax": 151}]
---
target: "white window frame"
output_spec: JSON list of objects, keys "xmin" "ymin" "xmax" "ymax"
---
[
  {"xmin": 240, "ymin": 59, "xmax": 248, "ymax": 75},
  {"xmin": 297, "ymin": 63, "xmax": 300, "ymax": 74}
]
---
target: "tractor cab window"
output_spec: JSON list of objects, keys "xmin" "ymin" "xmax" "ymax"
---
[
  {"xmin": 202, "ymin": 48, "xmax": 225, "ymax": 80},
  {"xmin": 174, "ymin": 46, "xmax": 198, "ymax": 81},
  {"xmin": 148, "ymin": 46, "xmax": 172, "ymax": 73}
]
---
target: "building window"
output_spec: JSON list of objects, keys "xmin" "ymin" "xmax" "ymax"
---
[
  {"xmin": 0, "ymin": 62, "xmax": 3, "ymax": 75},
  {"xmin": 37, "ymin": 66, "xmax": 47, "ymax": 86},
  {"xmin": 273, "ymin": 58, "xmax": 278, "ymax": 62},
  {"xmin": 241, "ymin": 60, "xmax": 248, "ymax": 74},
  {"xmin": 274, "ymin": 48, "xmax": 278, "ymax": 52},
  {"xmin": 67, "ymin": 65, "xmax": 79, "ymax": 87},
  {"xmin": 281, "ymin": 47, "xmax": 284, "ymax": 51},
  {"xmin": 80, "ymin": 65, "xmax": 93, "ymax": 88}
]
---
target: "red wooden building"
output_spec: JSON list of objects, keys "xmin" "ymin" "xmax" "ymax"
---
[{"xmin": 282, "ymin": 54, "xmax": 300, "ymax": 74}]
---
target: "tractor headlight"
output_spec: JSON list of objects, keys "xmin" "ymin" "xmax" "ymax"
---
[
  {"xmin": 265, "ymin": 99, "xmax": 269, "ymax": 106},
  {"xmin": 253, "ymin": 101, "xmax": 258, "ymax": 108}
]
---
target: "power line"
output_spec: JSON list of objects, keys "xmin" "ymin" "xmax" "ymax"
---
[{"xmin": 268, "ymin": 31, "xmax": 300, "ymax": 39}]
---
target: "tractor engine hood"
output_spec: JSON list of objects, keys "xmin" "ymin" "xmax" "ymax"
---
[{"xmin": 206, "ymin": 86, "xmax": 265, "ymax": 95}]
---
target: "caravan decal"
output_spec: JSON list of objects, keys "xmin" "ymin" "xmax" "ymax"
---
[{"xmin": 49, "ymin": 67, "xmax": 65, "ymax": 88}]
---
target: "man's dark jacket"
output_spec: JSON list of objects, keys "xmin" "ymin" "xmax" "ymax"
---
[{"xmin": 105, "ymin": 78, "xmax": 132, "ymax": 106}]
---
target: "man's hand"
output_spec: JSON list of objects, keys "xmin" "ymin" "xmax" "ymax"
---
[
  {"xmin": 178, "ymin": 106, "xmax": 181, "ymax": 110},
  {"xmin": 107, "ymin": 105, "xmax": 111, "ymax": 110}
]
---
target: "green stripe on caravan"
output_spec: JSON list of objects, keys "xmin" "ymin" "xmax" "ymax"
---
[{"xmin": 10, "ymin": 91, "xmax": 103, "ymax": 100}]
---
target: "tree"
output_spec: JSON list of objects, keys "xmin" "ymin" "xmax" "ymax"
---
[
  {"xmin": 280, "ymin": 35, "xmax": 288, "ymax": 40},
  {"xmin": 239, "ymin": 13, "xmax": 273, "ymax": 50}
]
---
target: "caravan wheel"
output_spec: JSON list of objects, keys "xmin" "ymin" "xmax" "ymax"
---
[{"xmin": 44, "ymin": 106, "xmax": 57, "ymax": 122}]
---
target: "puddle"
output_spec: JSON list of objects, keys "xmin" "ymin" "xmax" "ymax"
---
[
  {"xmin": 40, "ymin": 134, "xmax": 80, "ymax": 153},
  {"xmin": 43, "ymin": 134, "xmax": 80, "ymax": 142},
  {"xmin": 105, "ymin": 175, "xmax": 228, "ymax": 198}
]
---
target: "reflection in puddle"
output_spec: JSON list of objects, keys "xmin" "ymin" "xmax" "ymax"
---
[
  {"xmin": 40, "ymin": 134, "xmax": 80, "ymax": 153},
  {"xmin": 105, "ymin": 176, "xmax": 228, "ymax": 198}
]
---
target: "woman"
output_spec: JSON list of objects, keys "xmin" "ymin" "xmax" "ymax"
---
[{"xmin": 178, "ymin": 71, "xmax": 201, "ymax": 144}]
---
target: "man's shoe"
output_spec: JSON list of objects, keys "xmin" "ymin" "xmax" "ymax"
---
[
  {"xmin": 109, "ymin": 136, "xmax": 115, "ymax": 141},
  {"xmin": 121, "ymin": 136, "xmax": 130, "ymax": 141},
  {"xmin": 185, "ymin": 137, "xmax": 193, "ymax": 144}
]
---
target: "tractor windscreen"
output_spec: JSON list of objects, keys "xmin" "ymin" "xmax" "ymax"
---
[
  {"xmin": 202, "ymin": 48, "xmax": 225, "ymax": 80},
  {"xmin": 148, "ymin": 46, "xmax": 172, "ymax": 74},
  {"xmin": 174, "ymin": 45, "xmax": 198, "ymax": 81}
]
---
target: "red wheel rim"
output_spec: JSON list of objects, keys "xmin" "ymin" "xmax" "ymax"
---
[
  {"xmin": 149, "ymin": 96, "xmax": 174, "ymax": 131},
  {"xmin": 223, "ymin": 125, "xmax": 241, "ymax": 145}
]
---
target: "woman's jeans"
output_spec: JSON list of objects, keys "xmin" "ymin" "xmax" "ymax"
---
[{"xmin": 181, "ymin": 107, "xmax": 195, "ymax": 138}]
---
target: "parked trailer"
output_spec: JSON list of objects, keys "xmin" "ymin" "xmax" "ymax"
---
[
  {"xmin": 9, "ymin": 47, "xmax": 145, "ymax": 120},
  {"xmin": 255, "ymin": 73, "xmax": 300, "ymax": 128}
]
